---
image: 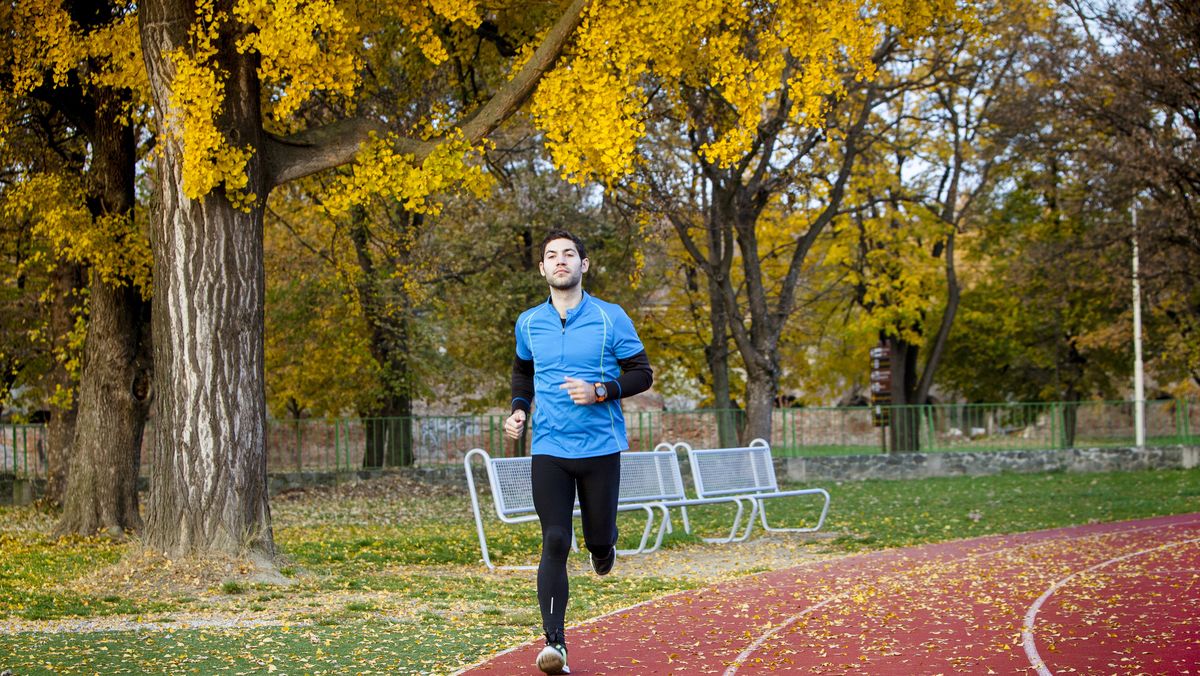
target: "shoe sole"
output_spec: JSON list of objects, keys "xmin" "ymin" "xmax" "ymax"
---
[
  {"xmin": 536, "ymin": 646, "xmax": 568, "ymax": 674},
  {"xmin": 592, "ymin": 549, "xmax": 616, "ymax": 576}
]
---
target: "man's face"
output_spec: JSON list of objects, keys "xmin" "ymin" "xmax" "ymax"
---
[{"xmin": 540, "ymin": 238, "xmax": 589, "ymax": 290}]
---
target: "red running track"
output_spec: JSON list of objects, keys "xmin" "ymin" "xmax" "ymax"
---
[{"xmin": 459, "ymin": 513, "xmax": 1200, "ymax": 674}]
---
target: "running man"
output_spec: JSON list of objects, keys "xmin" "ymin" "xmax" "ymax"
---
[{"xmin": 504, "ymin": 229, "xmax": 653, "ymax": 675}]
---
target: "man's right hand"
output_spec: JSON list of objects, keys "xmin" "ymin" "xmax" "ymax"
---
[{"xmin": 504, "ymin": 410, "xmax": 527, "ymax": 440}]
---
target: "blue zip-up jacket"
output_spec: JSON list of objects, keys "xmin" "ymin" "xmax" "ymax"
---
[{"xmin": 514, "ymin": 292, "xmax": 646, "ymax": 458}]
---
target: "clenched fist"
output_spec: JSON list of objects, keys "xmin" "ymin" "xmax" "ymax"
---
[{"xmin": 504, "ymin": 409, "xmax": 527, "ymax": 440}]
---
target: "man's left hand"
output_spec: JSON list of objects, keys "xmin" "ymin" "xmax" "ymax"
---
[{"xmin": 560, "ymin": 376, "xmax": 597, "ymax": 405}]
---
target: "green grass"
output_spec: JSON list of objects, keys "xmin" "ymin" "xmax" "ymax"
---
[
  {"xmin": 0, "ymin": 528, "xmax": 169, "ymax": 620},
  {"xmin": 811, "ymin": 468, "xmax": 1200, "ymax": 550},
  {"xmin": 0, "ymin": 617, "xmax": 528, "ymax": 675},
  {"xmin": 0, "ymin": 466, "xmax": 1197, "ymax": 674}
]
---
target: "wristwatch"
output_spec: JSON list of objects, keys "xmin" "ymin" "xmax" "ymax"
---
[{"xmin": 593, "ymin": 382, "xmax": 608, "ymax": 402}]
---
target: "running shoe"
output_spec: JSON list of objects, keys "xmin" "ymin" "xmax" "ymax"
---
[
  {"xmin": 536, "ymin": 641, "xmax": 569, "ymax": 674},
  {"xmin": 591, "ymin": 546, "xmax": 616, "ymax": 576}
]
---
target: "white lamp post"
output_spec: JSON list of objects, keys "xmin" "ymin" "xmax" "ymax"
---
[{"xmin": 1132, "ymin": 202, "xmax": 1145, "ymax": 447}]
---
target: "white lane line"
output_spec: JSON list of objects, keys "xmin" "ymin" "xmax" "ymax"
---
[
  {"xmin": 1021, "ymin": 536, "xmax": 1200, "ymax": 676},
  {"xmin": 722, "ymin": 595, "xmax": 843, "ymax": 676}
]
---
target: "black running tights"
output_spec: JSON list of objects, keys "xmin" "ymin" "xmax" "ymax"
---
[{"xmin": 531, "ymin": 452, "xmax": 621, "ymax": 642}]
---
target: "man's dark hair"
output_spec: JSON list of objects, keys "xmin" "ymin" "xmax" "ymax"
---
[{"xmin": 540, "ymin": 229, "xmax": 587, "ymax": 261}]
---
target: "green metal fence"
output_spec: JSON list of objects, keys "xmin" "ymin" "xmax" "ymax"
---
[
  {"xmin": 3, "ymin": 399, "xmax": 1196, "ymax": 479},
  {"xmin": 0, "ymin": 424, "xmax": 47, "ymax": 478}
]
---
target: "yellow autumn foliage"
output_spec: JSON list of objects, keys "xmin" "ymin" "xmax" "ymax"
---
[
  {"xmin": 531, "ymin": 0, "xmax": 967, "ymax": 182},
  {"xmin": 2, "ymin": 173, "xmax": 152, "ymax": 296},
  {"xmin": 234, "ymin": 0, "xmax": 361, "ymax": 121},
  {"xmin": 322, "ymin": 131, "xmax": 493, "ymax": 217},
  {"xmin": 1, "ymin": 0, "xmax": 147, "ymax": 141}
]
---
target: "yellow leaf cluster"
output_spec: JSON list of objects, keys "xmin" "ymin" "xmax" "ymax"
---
[
  {"xmin": 533, "ymin": 0, "xmax": 963, "ymax": 182},
  {"xmin": 83, "ymin": 12, "xmax": 151, "ymax": 106},
  {"xmin": 2, "ymin": 1, "xmax": 148, "ymax": 129},
  {"xmin": 164, "ymin": 0, "xmax": 489, "ymax": 207},
  {"xmin": 235, "ymin": 0, "xmax": 361, "ymax": 121},
  {"xmin": 835, "ymin": 202, "xmax": 953, "ymax": 343},
  {"xmin": 6, "ymin": 0, "xmax": 78, "ymax": 94},
  {"xmin": 322, "ymin": 132, "xmax": 492, "ymax": 217},
  {"xmin": 2, "ymin": 173, "xmax": 153, "ymax": 297},
  {"xmin": 165, "ymin": 0, "xmax": 256, "ymax": 207},
  {"xmin": 384, "ymin": 0, "xmax": 481, "ymax": 65}
]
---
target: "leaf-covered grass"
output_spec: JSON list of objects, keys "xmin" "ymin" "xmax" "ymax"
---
[
  {"xmin": 0, "ymin": 528, "xmax": 166, "ymax": 620},
  {"xmin": 0, "ymin": 466, "xmax": 1197, "ymax": 674},
  {"xmin": 813, "ymin": 467, "xmax": 1200, "ymax": 549}
]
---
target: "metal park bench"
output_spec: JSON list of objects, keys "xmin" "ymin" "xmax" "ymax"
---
[
  {"xmin": 667, "ymin": 438, "xmax": 830, "ymax": 541},
  {"xmin": 464, "ymin": 448, "xmax": 749, "ymax": 571},
  {"xmin": 617, "ymin": 449, "xmax": 752, "ymax": 549}
]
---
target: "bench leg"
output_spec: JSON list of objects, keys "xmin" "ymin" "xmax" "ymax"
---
[
  {"xmin": 616, "ymin": 505, "xmax": 659, "ymax": 556},
  {"xmin": 759, "ymin": 489, "xmax": 831, "ymax": 534},
  {"xmin": 694, "ymin": 498, "xmax": 749, "ymax": 544},
  {"xmin": 465, "ymin": 449, "xmax": 538, "ymax": 571}
]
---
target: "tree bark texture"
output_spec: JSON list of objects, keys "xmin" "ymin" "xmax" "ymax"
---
[
  {"xmin": 702, "ymin": 206, "xmax": 739, "ymax": 447},
  {"xmin": 704, "ymin": 294, "xmax": 739, "ymax": 448},
  {"xmin": 887, "ymin": 336, "xmax": 923, "ymax": 452},
  {"xmin": 55, "ymin": 73, "xmax": 153, "ymax": 535},
  {"xmin": 57, "ymin": 279, "xmax": 151, "ymax": 536},
  {"xmin": 44, "ymin": 258, "xmax": 86, "ymax": 507},
  {"xmin": 140, "ymin": 0, "xmax": 274, "ymax": 558}
]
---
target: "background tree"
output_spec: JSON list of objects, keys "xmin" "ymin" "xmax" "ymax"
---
[
  {"xmin": 548, "ymin": 0, "xmax": 970, "ymax": 443},
  {"xmin": 0, "ymin": 99, "xmax": 87, "ymax": 495},
  {"xmin": 3, "ymin": 0, "xmax": 154, "ymax": 531},
  {"xmin": 1060, "ymin": 0, "xmax": 1200, "ymax": 392},
  {"xmin": 938, "ymin": 181, "xmax": 1131, "ymax": 444},
  {"xmin": 832, "ymin": 0, "xmax": 1041, "ymax": 450}
]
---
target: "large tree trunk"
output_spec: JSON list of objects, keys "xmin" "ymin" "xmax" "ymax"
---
[
  {"xmin": 44, "ymin": 258, "xmax": 86, "ymax": 506},
  {"xmin": 57, "ymin": 280, "xmax": 151, "ymax": 536},
  {"xmin": 742, "ymin": 368, "xmax": 778, "ymax": 444},
  {"xmin": 704, "ymin": 314, "xmax": 738, "ymax": 447},
  {"xmin": 888, "ymin": 335, "xmax": 923, "ymax": 452},
  {"xmin": 701, "ymin": 240, "xmax": 738, "ymax": 447},
  {"xmin": 140, "ymin": 0, "xmax": 274, "ymax": 559},
  {"xmin": 55, "ymin": 70, "xmax": 153, "ymax": 536}
]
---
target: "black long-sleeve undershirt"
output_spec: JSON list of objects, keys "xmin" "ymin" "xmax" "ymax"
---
[{"xmin": 510, "ymin": 350, "xmax": 653, "ymax": 414}]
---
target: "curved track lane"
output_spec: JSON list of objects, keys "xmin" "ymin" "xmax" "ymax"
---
[{"xmin": 460, "ymin": 513, "xmax": 1200, "ymax": 674}]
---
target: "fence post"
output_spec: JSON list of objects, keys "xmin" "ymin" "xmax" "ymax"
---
[
  {"xmin": 1180, "ymin": 398, "xmax": 1192, "ymax": 442},
  {"xmin": 1176, "ymin": 398, "xmax": 1186, "ymax": 442},
  {"xmin": 926, "ymin": 405, "xmax": 935, "ymax": 451}
]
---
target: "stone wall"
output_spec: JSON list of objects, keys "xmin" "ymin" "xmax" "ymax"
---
[{"xmin": 780, "ymin": 445, "xmax": 1200, "ymax": 483}]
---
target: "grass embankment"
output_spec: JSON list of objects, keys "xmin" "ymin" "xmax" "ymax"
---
[{"xmin": 1, "ymin": 466, "xmax": 1197, "ymax": 674}]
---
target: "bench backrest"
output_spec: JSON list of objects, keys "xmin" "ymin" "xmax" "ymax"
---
[
  {"xmin": 486, "ymin": 456, "xmax": 536, "ymax": 519},
  {"xmin": 618, "ymin": 450, "xmax": 688, "ymax": 504},
  {"xmin": 484, "ymin": 450, "xmax": 687, "ymax": 519},
  {"xmin": 688, "ymin": 443, "xmax": 779, "ymax": 498}
]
